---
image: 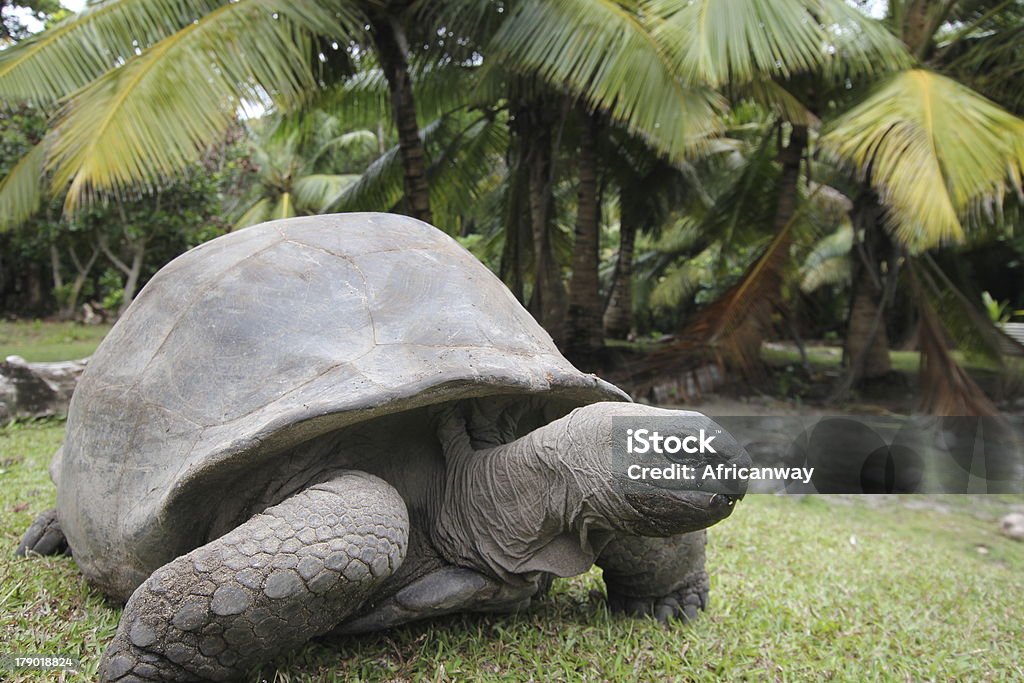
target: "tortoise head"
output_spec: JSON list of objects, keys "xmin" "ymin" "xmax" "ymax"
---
[{"xmin": 556, "ymin": 403, "xmax": 750, "ymax": 538}]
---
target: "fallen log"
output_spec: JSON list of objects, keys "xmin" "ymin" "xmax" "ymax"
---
[{"xmin": 0, "ymin": 355, "xmax": 88, "ymax": 425}]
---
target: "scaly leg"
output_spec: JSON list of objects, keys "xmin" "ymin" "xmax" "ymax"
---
[
  {"xmin": 99, "ymin": 472, "xmax": 408, "ymax": 682},
  {"xmin": 597, "ymin": 531, "xmax": 709, "ymax": 624}
]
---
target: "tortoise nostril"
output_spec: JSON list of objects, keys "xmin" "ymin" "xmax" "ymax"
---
[{"xmin": 711, "ymin": 493, "xmax": 743, "ymax": 507}]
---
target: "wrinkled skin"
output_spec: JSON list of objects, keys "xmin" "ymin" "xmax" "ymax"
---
[{"xmin": 21, "ymin": 401, "xmax": 747, "ymax": 682}]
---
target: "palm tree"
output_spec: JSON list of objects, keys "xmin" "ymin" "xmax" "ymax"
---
[
  {"xmin": 233, "ymin": 112, "xmax": 372, "ymax": 228},
  {"xmin": 601, "ymin": 135, "xmax": 695, "ymax": 341},
  {"xmin": 489, "ymin": 0, "xmax": 904, "ymax": 364},
  {"xmin": 0, "ymin": 0, "xmax": 462, "ymax": 226},
  {"xmin": 818, "ymin": 0, "xmax": 1024, "ymax": 409},
  {"xmin": 616, "ymin": 0, "xmax": 1024, "ymax": 413}
]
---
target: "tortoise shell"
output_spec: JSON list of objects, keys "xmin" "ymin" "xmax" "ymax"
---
[{"xmin": 55, "ymin": 213, "xmax": 626, "ymax": 599}]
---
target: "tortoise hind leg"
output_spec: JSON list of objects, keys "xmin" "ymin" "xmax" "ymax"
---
[
  {"xmin": 99, "ymin": 472, "xmax": 408, "ymax": 682},
  {"xmin": 596, "ymin": 531, "xmax": 709, "ymax": 625},
  {"xmin": 16, "ymin": 508, "xmax": 70, "ymax": 557}
]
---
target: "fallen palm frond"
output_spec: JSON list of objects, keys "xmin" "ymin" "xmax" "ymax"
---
[
  {"xmin": 620, "ymin": 219, "xmax": 795, "ymax": 397},
  {"xmin": 621, "ymin": 125, "xmax": 813, "ymax": 397},
  {"xmin": 911, "ymin": 260, "xmax": 1000, "ymax": 416}
]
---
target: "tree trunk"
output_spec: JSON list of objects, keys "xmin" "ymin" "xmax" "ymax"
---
[
  {"xmin": 100, "ymin": 235, "xmax": 147, "ymax": 317},
  {"xmin": 50, "ymin": 244, "xmax": 64, "ymax": 295},
  {"xmin": 500, "ymin": 104, "xmax": 532, "ymax": 303},
  {"xmin": 54, "ymin": 243, "xmax": 99, "ymax": 320},
  {"xmin": 900, "ymin": 0, "xmax": 954, "ymax": 59},
  {"xmin": 26, "ymin": 261, "xmax": 44, "ymax": 312},
  {"xmin": 521, "ymin": 98, "xmax": 567, "ymax": 344},
  {"xmin": 566, "ymin": 112, "xmax": 604, "ymax": 369},
  {"xmin": 843, "ymin": 195, "xmax": 893, "ymax": 381},
  {"xmin": 373, "ymin": 14, "xmax": 432, "ymax": 224},
  {"xmin": 120, "ymin": 239, "xmax": 146, "ymax": 316},
  {"xmin": 603, "ymin": 195, "xmax": 639, "ymax": 340}
]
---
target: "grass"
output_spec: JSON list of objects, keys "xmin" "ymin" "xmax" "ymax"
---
[
  {"xmin": 0, "ymin": 321, "xmax": 112, "ymax": 363},
  {"xmin": 760, "ymin": 341, "xmax": 1024, "ymax": 377},
  {"xmin": 3, "ymin": 419, "xmax": 1022, "ymax": 682}
]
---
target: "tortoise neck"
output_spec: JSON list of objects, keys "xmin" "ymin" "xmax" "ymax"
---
[{"xmin": 433, "ymin": 409, "xmax": 615, "ymax": 583}]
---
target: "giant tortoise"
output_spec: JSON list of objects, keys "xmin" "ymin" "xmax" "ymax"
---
[{"xmin": 18, "ymin": 213, "xmax": 748, "ymax": 681}]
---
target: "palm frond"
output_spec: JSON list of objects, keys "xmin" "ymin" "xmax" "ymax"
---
[
  {"xmin": 686, "ymin": 130, "xmax": 783, "ymax": 256},
  {"xmin": 274, "ymin": 192, "xmax": 295, "ymax": 220},
  {"xmin": 490, "ymin": 0, "xmax": 725, "ymax": 162},
  {"xmin": 649, "ymin": 250, "xmax": 713, "ymax": 309},
  {"xmin": 292, "ymin": 173, "xmax": 359, "ymax": 212},
  {"xmin": 306, "ymin": 59, "xmax": 489, "ymax": 142},
  {"xmin": 331, "ymin": 117, "xmax": 462, "ymax": 215},
  {"xmin": 743, "ymin": 80, "xmax": 820, "ymax": 127},
  {"xmin": 943, "ymin": 24, "xmax": 1024, "ymax": 115},
  {"xmin": 281, "ymin": 66, "xmax": 390, "ymax": 139},
  {"xmin": 800, "ymin": 221, "xmax": 853, "ymax": 292},
  {"xmin": 0, "ymin": 0, "xmax": 223, "ymax": 105},
  {"xmin": 911, "ymin": 260, "xmax": 1000, "ymax": 416},
  {"xmin": 233, "ymin": 196, "xmax": 272, "ymax": 230},
  {"xmin": 918, "ymin": 254, "xmax": 1005, "ymax": 367},
  {"xmin": 646, "ymin": 0, "xmax": 908, "ymax": 87},
  {"xmin": 44, "ymin": 0, "xmax": 365, "ymax": 212},
  {"xmin": 626, "ymin": 211, "xmax": 799, "ymax": 394},
  {"xmin": 697, "ymin": 220, "xmax": 796, "ymax": 348},
  {"xmin": 328, "ymin": 134, "xmax": 412, "ymax": 215},
  {"xmin": 329, "ymin": 113, "xmax": 507, "ymax": 228},
  {"xmin": 820, "ymin": 69, "xmax": 1024, "ymax": 249},
  {"xmin": 409, "ymin": 62, "xmax": 490, "ymax": 124},
  {"xmin": 426, "ymin": 113, "xmax": 509, "ymax": 229},
  {"xmin": 328, "ymin": 130, "xmax": 379, "ymax": 154},
  {"xmin": 0, "ymin": 142, "xmax": 45, "ymax": 230}
]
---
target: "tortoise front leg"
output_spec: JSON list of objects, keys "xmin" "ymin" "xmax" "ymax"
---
[
  {"xmin": 99, "ymin": 472, "xmax": 408, "ymax": 682},
  {"xmin": 16, "ymin": 508, "xmax": 70, "ymax": 557},
  {"xmin": 596, "ymin": 531, "xmax": 709, "ymax": 624}
]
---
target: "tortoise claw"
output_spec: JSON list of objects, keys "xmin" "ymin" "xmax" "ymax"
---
[{"xmin": 607, "ymin": 574, "xmax": 709, "ymax": 626}]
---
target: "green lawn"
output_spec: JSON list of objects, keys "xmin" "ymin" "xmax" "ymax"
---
[
  {"xmin": 0, "ymin": 321, "xmax": 112, "ymax": 363},
  {"xmin": 3, "ymin": 419, "xmax": 1022, "ymax": 681},
  {"xmin": 761, "ymin": 341, "xmax": 1024, "ymax": 377}
]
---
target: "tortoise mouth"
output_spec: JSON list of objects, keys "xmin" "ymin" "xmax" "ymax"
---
[{"xmin": 617, "ymin": 480, "xmax": 743, "ymax": 535}]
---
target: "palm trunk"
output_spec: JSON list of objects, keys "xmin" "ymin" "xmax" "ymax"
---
[
  {"xmin": 521, "ymin": 98, "xmax": 566, "ymax": 344},
  {"xmin": 603, "ymin": 195, "xmax": 638, "ymax": 340},
  {"xmin": 843, "ymin": 195, "xmax": 893, "ymax": 382},
  {"xmin": 566, "ymin": 112, "xmax": 604, "ymax": 369},
  {"xmin": 372, "ymin": 15, "xmax": 432, "ymax": 224},
  {"xmin": 900, "ymin": 0, "xmax": 955, "ymax": 59},
  {"xmin": 500, "ymin": 108, "xmax": 531, "ymax": 303}
]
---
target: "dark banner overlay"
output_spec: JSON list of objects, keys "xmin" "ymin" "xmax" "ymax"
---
[{"xmin": 610, "ymin": 415, "xmax": 1024, "ymax": 494}]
